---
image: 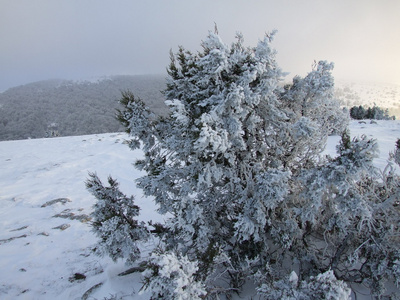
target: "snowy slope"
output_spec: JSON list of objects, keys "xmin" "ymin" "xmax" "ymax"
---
[
  {"xmin": 1, "ymin": 121, "xmax": 400, "ymax": 299},
  {"xmin": 0, "ymin": 133, "xmax": 157, "ymax": 299}
]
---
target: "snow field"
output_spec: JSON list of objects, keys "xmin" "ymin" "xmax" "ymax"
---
[{"xmin": 0, "ymin": 121, "xmax": 399, "ymax": 299}]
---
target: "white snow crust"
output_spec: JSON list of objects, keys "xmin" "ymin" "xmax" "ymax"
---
[{"xmin": 0, "ymin": 121, "xmax": 399, "ymax": 299}]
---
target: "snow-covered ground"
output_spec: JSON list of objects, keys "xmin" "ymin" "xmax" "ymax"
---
[{"xmin": 1, "ymin": 121, "xmax": 399, "ymax": 299}]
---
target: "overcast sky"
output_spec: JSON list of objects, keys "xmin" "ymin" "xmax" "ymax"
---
[{"xmin": 1, "ymin": 0, "xmax": 399, "ymax": 91}]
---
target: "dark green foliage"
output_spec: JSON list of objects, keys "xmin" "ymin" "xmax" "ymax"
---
[
  {"xmin": 350, "ymin": 104, "xmax": 395, "ymax": 120},
  {"xmin": 394, "ymin": 138, "xmax": 400, "ymax": 166}
]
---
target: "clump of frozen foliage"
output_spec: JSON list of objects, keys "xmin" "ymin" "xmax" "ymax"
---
[
  {"xmin": 88, "ymin": 30, "xmax": 400, "ymax": 298},
  {"xmin": 281, "ymin": 61, "xmax": 349, "ymax": 136},
  {"xmin": 141, "ymin": 250, "xmax": 206, "ymax": 299},
  {"xmin": 257, "ymin": 270, "xmax": 351, "ymax": 300}
]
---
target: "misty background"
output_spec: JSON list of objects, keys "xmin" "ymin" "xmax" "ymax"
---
[{"xmin": 1, "ymin": 0, "xmax": 400, "ymax": 92}]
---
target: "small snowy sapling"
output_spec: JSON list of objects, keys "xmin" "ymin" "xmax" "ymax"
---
[{"xmin": 86, "ymin": 172, "xmax": 149, "ymax": 265}]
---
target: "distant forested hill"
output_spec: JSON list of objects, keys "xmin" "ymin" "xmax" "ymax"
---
[
  {"xmin": 0, "ymin": 75, "xmax": 166, "ymax": 141},
  {"xmin": 2, "ymin": 76, "xmax": 399, "ymax": 141}
]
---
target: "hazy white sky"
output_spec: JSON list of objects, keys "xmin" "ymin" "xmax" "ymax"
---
[{"xmin": 1, "ymin": 0, "xmax": 399, "ymax": 91}]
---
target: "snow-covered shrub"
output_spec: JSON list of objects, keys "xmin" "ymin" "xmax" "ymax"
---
[
  {"xmin": 86, "ymin": 173, "xmax": 149, "ymax": 265},
  {"xmin": 88, "ymin": 29, "xmax": 400, "ymax": 298}
]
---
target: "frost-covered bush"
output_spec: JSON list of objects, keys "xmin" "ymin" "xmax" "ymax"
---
[
  {"xmin": 86, "ymin": 173, "xmax": 149, "ymax": 265},
  {"xmin": 88, "ymin": 30, "xmax": 400, "ymax": 298}
]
